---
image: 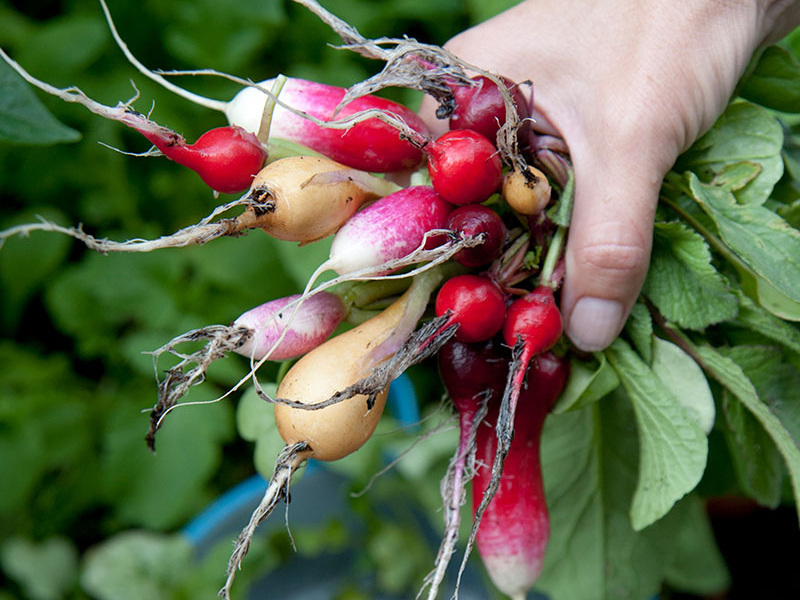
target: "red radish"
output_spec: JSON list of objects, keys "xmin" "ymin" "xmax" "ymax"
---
[
  {"xmin": 233, "ymin": 292, "xmax": 347, "ymax": 361},
  {"xmin": 323, "ymin": 186, "xmax": 452, "ymax": 275},
  {"xmin": 503, "ymin": 286, "xmax": 563, "ymax": 358},
  {"xmin": 427, "ymin": 129, "xmax": 503, "ymax": 205},
  {"xmin": 448, "ymin": 75, "xmax": 530, "ymax": 143},
  {"xmin": 473, "ymin": 352, "xmax": 568, "ymax": 600},
  {"xmin": 421, "ymin": 338, "xmax": 509, "ymax": 600},
  {"xmin": 136, "ymin": 125, "xmax": 267, "ymax": 194},
  {"xmin": 446, "ymin": 204, "xmax": 507, "ymax": 267},
  {"xmin": 435, "ymin": 274, "xmax": 506, "ymax": 343}
]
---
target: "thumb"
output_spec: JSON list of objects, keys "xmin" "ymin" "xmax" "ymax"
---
[{"xmin": 560, "ymin": 144, "xmax": 665, "ymax": 352}]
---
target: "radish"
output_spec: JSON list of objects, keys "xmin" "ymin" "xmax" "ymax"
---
[
  {"xmin": 445, "ymin": 204, "xmax": 508, "ymax": 267},
  {"xmin": 434, "ymin": 274, "xmax": 507, "ymax": 343},
  {"xmin": 225, "ymin": 78, "xmax": 430, "ymax": 172},
  {"xmin": 447, "ymin": 75, "xmax": 530, "ymax": 144},
  {"xmin": 144, "ymin": 291, "xmax": 347, "ymax": 450},
  {"xmin": 426, "ymin": 129, "xmax": 504, "ymax": 205},
  {"xmin": 421, "ymin": 337, "xmax": 509, "ymax": 600},
  {"xmin": 502, "ymin": 165, "xmax": 552, "ymax": 216},
  {"xmin": 135, "ymin": 125, "xmax": 267, "ymax": 194},
  {"xmin": 221, "ymin": 269, "xmax": 445, "ymax": 599},
  {"xmin": 0, "ymin": 155, "xmax": 400, "ymax": 252},
  {"xmin": 324, "ymin": 186, "xmax": 452, "ymax": 275},
  {"xmin": 0, "ymin": 48, "xmax": 266, "ymax": 194},
  {"xmin": 472, "ymin": 352, "xmax": 568, "ymax": 600}
]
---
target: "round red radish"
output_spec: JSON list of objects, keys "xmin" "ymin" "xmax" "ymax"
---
[
  {"xmin": 435, "ymin": 275, "xmax": 506, "ymax": 343},
  {"xmin": 503, "ymin": 285, "xmax": 563, "ymax": 355},
  {"xmin": 445, "ymin": 204, "xmax": 507, "ymax": 267},
  {"xmin": 449, "ymin": 75, "xmax": 530, "ymax": 143},
  {"xmin": 426, "ymin": 130, "xmax": 503, "ymax": 206},
  {"xmin": 139, "ymin": 125, "xmax": 267, "ymax": 194}
]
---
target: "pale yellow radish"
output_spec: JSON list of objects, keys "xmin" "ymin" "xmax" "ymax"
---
[{"xmin": 502, "ymin": 165, "xmax": 552, "ymax": 216}]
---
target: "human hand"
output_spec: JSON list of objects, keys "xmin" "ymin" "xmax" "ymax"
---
[{"xmin": 420, "ymin": 0, "xmax": 800, "ymax": 351}]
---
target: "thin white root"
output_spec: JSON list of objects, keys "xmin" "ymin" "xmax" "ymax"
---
[
  {"xmin": 144, "ymin": 324, "xmax": 252, "ymax": 450},
  {"xmin": 419, "ymin": 394, "xmax": 489, "ymax": 600},
  {"xmin": 98, "ymin": 0, "xmax": 227, "ymax": 113},
  {"xmin": 220, "ymin": 444, "xmax": 308, "ymax": 600}
]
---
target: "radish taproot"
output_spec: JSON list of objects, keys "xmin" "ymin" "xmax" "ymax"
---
[
  {"xmin": 427, "ymin": 129, "xmax": 504, "ymax": 205},
  {"xmin": 434, "ymin": 274, "xmax": 507, "ymax": 343},
  {"xmin": 421, "ymin": 337, "xmax": 509, "ymax": 600},
  {"xmin": 473, "ymin": 352, "xmax": 568, "ymax": 600}
]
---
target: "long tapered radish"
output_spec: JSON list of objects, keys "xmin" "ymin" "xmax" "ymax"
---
[
  {"xmin": 473, "ymin": 352, "xmax": 568, "ymax": 600},
  {"xmin": 420, "ymin": 338, "xmax": 508, "ymax": 600},
  {"xmin": 222, "ymin": 270, "xmax": 445, "ymax": 600}
]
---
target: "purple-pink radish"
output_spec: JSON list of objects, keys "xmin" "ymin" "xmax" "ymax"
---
[
  {"xmin": 448, "ymin": 74, "xmax": 530, "ymax": 143},
  {"xmin": 233, "ymin": 292, "xmax": 347, "ymax": 361},
  {"xmin": 427, "ymin": 130, "xmax": 503, "ymax": 206},
  {"xmin": 420, "ymin": 338, "xmax": 509, "ymax": 600},
  {"xmin": 446, "ymin": 204, "xmax": 507, "ymax": 267},
  {"xmin": 225, "ymin": 78, "xmax": 429, "ymax": 172},
  {"xmin": 434, "ymin": 274, "xmax": 506, "ymax": 343},
  {"xmin": 472, "ymin": 352, "xmax": 568, "ymax": 600}
]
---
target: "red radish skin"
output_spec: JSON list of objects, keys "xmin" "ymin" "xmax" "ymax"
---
[
  {"xmin": 326, "ymin": 186, "xmax": 452, "ymax": 275},
  {"xmin": 427, "ymin": 130, "xmax": 504, "ymax": 206},
  {"xmin": 233, "ymin": 292, "xmax": 347, "ymax": 361},
  {"xmin": 448, "ymin": 75, "xmax": 530, "ymax": 143},
  {"xmin": 137, "ymin": 125, "xmax": 267, "ymax": 194},
  {"xmin": 225, "ymin": 78, "xmax": 429, "ymax": 172},
  {"xmin": 446, "ymin": 204, "xmax": 507, "ymax": 267},
  {"xmin": 435, "ymin": 275, "xmax": 506, "ymax": 343},
  {"xmin": 473, "ymin": 352, "xmax": 568, "ymax": 600}
]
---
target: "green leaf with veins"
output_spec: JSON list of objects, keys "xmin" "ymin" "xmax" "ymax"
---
[
  {"xmin": 739, "ymin": 45, "xmax": 800, "ymax": 113},
  {"xmin": 552, "ymin": 353, "xmax": 620, "ymax": 414},
  {"xmin": 676, "ymin": 101, "xmax": 783, "ymax": 205},
  {"xmin": 733, "ymin": 290, "xmax": 800, "ymax": 353},
  {"xmin": 643, "ymin": 221, "xmax": 738, "ymax": 329},
  {"xmin": 688, "ymin": 174, "xmax": 800, "ymax": 303},
  {"xmin": 624, "ymin": 300, "xmax": 653, "ymax": 363},
  {"xmin": 605, "ymin": 339, "xmax": 708, "ymax": 531}
]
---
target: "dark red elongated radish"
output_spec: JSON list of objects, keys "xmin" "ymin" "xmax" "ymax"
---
[
  {"xmin": 435, "ymin": 274, "xmax": 506, "ymax": 343},
  {"xmin": 226, "ymin": 77, "xmax": 429, "ymax": 172},
  {"xmin": 427, "ymin": 130, "xmax": 504, "ymax": 206},
  {"xmin": 419, "ymin": 338, "xmax": 509, "ymax": 600},
  {"xmin": 472, "ymin": 352, "xmax": 568, "ymax": 600},
  {"xmin": 448, "ymin": 75, "xmax": 530, "ymax": 143},
  {"xmin": 446, "ymin": 204, "xmax": 507, "ymax": 267}
]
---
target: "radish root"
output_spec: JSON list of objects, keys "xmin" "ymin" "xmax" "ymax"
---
[{"xmin": 220, "ymin": 442, "xmax": 309, "ymax": 600}]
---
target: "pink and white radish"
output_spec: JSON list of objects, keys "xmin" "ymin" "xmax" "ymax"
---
[
  {"xmin": 420, "ymin": 337, "xmax": 508, "ymax": 600},
  {"xmin": 426, "ymin": 129, "xmax": 504, "ymax": 206},
  {"xmin": 434, "ymin": 274, "xmax": 507, "ymax": 343},
  {"xmin": 473, "ymin": 352, "xmax": 568, "ymax": 600},
  {"xmin": 144, "ymin": 291, "xmax": 348, "ymax": 449}
]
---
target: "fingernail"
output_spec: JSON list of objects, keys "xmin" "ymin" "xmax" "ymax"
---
[{"xmin": 567, "ymin": 297, "xmax": 624, "ymax": 352}]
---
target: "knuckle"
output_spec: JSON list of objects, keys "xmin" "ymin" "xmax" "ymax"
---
[{"xmin": 574, "ymin": 225, "xmax": 650, "ymax": 276}]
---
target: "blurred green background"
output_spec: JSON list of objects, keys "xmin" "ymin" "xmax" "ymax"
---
[{"xmin": 0, "ymin": 0, "xmax": 520, "ymax": 598}]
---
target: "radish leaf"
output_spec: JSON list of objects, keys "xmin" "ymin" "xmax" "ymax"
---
[{"xmin": 739, "ymin": 45, "xmax": 800, "ymax": 113}]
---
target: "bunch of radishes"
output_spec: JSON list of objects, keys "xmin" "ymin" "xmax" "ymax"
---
[{"xmin": 0, "ymin": 1, "xmax": 578, "ymax": 599}]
